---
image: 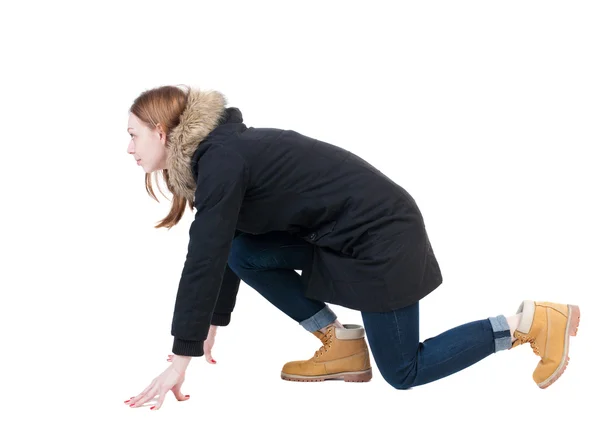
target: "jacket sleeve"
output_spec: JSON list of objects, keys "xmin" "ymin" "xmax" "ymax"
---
[
  {"xmin": 171, "ymin": 149, "xmax": 247, "ymax": 357},
  {"xmin": 209, "ymin": 231, "xmax": 242, "ymax": 326}
]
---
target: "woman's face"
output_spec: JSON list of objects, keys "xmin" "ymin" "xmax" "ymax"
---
[{"xmin": 127, "ymin": 113, "xmax": 167, "ymax": 173}]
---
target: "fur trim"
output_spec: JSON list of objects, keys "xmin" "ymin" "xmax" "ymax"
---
[{"xmin": 166, "ymin": 88, "xmax": 227, "ymax": 203}]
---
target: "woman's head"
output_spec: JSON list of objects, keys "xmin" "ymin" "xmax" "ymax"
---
[
  {"xmin": 127, "ymin": 85, "xmax": 192, "ymax": 229},
  {"xmin": 127, "ymin": 112, "xmax": 167, "ymax": 173}
]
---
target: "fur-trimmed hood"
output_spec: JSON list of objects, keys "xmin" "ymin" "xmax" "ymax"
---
[{"xmin": 166, "ymin": 88, "xmax": 229, "ymax": 203}]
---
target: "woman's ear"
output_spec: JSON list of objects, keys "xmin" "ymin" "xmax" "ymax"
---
[{"xmin": 155, "ymin": 123, "xmax": 167, "ymax": 144}]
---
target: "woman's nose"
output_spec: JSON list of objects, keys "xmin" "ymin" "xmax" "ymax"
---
[{"xmin": 127, "ymin": 141, "xmax": 134, "ymax": 153}]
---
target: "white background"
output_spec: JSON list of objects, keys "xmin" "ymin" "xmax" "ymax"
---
[{"xmin": 1, "ymin": 1, "xmax": 598, "ymax": 444}]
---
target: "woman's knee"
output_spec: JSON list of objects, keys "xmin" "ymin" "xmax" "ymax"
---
[
  {"xmin": 379, "ymin": 361, "xmax": 418, "ymax": 390},
  {"xmin": 227, "ymin": 234, "xmax": 255, "ymax": 273}
]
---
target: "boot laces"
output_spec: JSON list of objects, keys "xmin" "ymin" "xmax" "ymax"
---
[
  {"xmin": 314, "ymin": 328, "xmax": 334, "ymax": 358},
  {"xmin": 514, "ymin": 334, "xmax": 540, "ymax": 356}
]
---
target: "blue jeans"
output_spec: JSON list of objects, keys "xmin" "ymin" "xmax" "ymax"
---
[{"xmin": 228, "ymin": 231, "xmax": 512, "ymax": 389}]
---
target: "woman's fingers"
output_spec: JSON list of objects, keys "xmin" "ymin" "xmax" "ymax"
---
[
  {"xmin": 126, "ymin": 363, "xmax": 192, "ymax": 410},
  {"xmin": 204, "ymin": 350, "xmax": 214, "ymax": 364},
  {"xmin": 167, "ymin": 354, "xmax": 173, "ymax": 362},
  {"xmin": 173, "ymin": 392, "xmax": 191, "ymax": 402},
  {"xmin": 204, "ymin": 340, "xmax": 216, "ymax": 364},
  {"xmin": 171, "ymin": 379, "xmax": 191, "ymax": 401},
  {"xmin": 131, "ymin": 383, "xmax": 159, "ymax": 408},
  {"xmin": 152, "ymin": 387, "xmax": 169, "ymax": 410},
  {"xmin": 127, "ymin": 379, "xmax": 157, "ymax": 405}
]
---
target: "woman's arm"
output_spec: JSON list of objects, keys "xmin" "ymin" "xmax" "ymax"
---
[
  {"xmin": 210, "ymin": 256, "xmax": 241, "ymax": 326},
  {"xmin": 170, "ymin": 148, "xmax": 248, "ymax": 357}
]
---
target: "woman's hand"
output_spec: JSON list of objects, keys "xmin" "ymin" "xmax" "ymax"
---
[
  {"xmin": 125, "ymin": 355, "xmax": 192, "ymax": 410},
  {"xmin": 167, "ymin": 325, "xmax": 218, "ymax": 364}
]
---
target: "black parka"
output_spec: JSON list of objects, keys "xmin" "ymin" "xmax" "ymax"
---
[{"xmin": 165, "ymin": 89, "xmax": 442, "ymax": 356}]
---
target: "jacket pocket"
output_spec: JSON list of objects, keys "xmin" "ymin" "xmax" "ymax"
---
[{"xmin": 302, "ymin": 220, "xmax": 337, "ymax": 244}]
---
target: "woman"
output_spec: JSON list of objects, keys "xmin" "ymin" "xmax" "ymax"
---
[{"xmin": 124, "ymin": 85, "xmax": 580, "ymax": 410}]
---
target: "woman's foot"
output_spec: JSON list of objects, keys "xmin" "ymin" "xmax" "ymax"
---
[
  {"xmin": 281, "ymin": 323, "xmax": 372, "ymax": 383},
  {"xmin": 511, "ymin": 300, "xmax": 580, "ymax": 388}
]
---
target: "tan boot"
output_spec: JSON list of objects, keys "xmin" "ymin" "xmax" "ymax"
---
[
  {"xmin": 511, "ymin": 300, "xmax": 580, "ymax": 389},
  {"xmin": 281, "ymin": 323, "xmax": 372, "ymax": 382}
]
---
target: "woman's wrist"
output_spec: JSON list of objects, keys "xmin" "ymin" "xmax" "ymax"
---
[{"xmin": 171, "ymin": 355, "xmax": 192, "ymax": 373}]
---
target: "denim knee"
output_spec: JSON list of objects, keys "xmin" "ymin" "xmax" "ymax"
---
[
  {"xmin": 379, "ymin": 360, "xmax": 418, "ymax": 390},
  {"xmin": 227, "ymin": 234, "xmax": 253, "ymax": 275}
]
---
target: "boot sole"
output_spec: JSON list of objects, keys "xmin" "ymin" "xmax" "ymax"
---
[
  {"xmin": 281, "ymin": 368, "xmax": 372, "ymax": 383},
  {"xmin": 538, "ymin": 304, "xmax": 580, "ymax": 389}
]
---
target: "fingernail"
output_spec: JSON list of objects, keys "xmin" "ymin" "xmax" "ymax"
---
[
  {"xmin": 211, "ymin": 360, "xmax": 216, "ymax": 363},
  {"xmin": 130, "ymin": 403, "xmax": 135, "ymax": 407},
  {"xmin": 150, "ymin": 406, "xmax": 156, "ymax": 410},
  {"xmin": 185, "ymin": 395, "xmax": 190, "ymax": 398},
  {"xmin": 124, "ymin": 400, "xmax": 130, "ymax": 403}
]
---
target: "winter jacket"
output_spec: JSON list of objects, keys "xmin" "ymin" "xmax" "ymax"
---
[{"xmin": 165, "ymin": 89, "xmax": 443, "ymax": 356}]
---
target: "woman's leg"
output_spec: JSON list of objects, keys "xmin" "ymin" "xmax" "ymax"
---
[
  {"xmin": 229, "ymin": 231, "xmax": 371, "ymax": 381},
  {"xmin": 228, "ymin": 231, "xmax": 340, "ymax": 332},
  {"xmin": 361, "ymin": 301, "xmax": 513, "ymax": 389}
]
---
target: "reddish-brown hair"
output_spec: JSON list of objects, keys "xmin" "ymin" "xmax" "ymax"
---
[{"xmin": 129, "ymin": 85, "xmax": 192, "ymax": 229}]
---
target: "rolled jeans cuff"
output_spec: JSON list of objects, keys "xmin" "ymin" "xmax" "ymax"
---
[
  {"xmin": 300, "ymin": 305, "xmax": 337, "ymax": 332},
  {"xmin": 488, "ymin": 314, "xmax": 512, "ymax": 352}
]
